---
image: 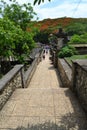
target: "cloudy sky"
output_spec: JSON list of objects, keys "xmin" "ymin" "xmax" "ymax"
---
[{"xmin": 4, "ymin": 0, "xmax": 87, "ymax": 21}]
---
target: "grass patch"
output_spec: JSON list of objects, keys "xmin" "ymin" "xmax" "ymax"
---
[{"xmin": 65, "ymin": 54, "xmax": 87, "ymax": 65}]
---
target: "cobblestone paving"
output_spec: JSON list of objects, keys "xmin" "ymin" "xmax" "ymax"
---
[{"xmin": 0, "ymin": 51, "xmax": 87, "ymax": 130}]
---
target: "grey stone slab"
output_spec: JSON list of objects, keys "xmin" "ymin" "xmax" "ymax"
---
[
  {"xmin": 26, "ymin": 107, "xmax": 55, "ymax": 117},
  {"xmin": 12, "ymin": 104, "xmax": 27, "ymax": 116},
  {"xmin": 7, "ymin": 116, "xmax": 23, "ymax": 129},
  {"xmin": 40, "ymin": 116, "xmax": 55, "ymax": 122},
  {"xmin": 0, "ymin": 116, "xmax": 9, "ymax": 128},
  {"xmin": 40, "ymin": 116, "xmax": 56, "ymax": 129},
  {"xmin": 55, "ymin": 106, "xmax": 70, "ymax": 116},
  {"xmin": 22, "ymin": 117, "xmax": 56, "ymax": 130},
  {"xmin": 0, "ymin": 101, "xmax": 16, "ymax": 116},
  {"xmin": 22, "ymin": 117, "xmax": 40, "ymax": 127}
]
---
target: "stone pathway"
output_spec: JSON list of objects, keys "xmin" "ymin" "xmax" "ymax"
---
[{"xmin": 0, "ymin": 51, "xmax": 87, "ymax": 130}]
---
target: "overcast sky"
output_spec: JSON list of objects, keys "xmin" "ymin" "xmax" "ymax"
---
[{"xmin": 4, "ymin": 0, "xmax": 87, "ymax": 21}]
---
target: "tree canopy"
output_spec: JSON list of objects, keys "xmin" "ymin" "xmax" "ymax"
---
[
  {"xmin": 0, "ymin": 0, "xmax": 37, "ymax": 62},
  {"xmin": 65, "ymin": 22, "xmax": 87, "ymax": 36},
  {"xmin": 0, "ymin": 0, "xmax": 37, "ymax": 30}
]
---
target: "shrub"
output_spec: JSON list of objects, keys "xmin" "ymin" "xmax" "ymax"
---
[
  {"xmin": 58, "ymin": 45, "xmax": 78, "ymax": 58},
  {"xmin": 68, "ymin": 33, "xmax": 87, "ymax": 44},
  {"xmin": 68, "ymin": 35, "xmax": 81, "ymax": 44}
]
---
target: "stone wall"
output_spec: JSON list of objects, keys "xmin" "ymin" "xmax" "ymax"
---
[
  {"xmin": 25, "ymin": 53, "xmax": 41, "ymax": 87},
  {"xmin": 0, "ymin": 65, "xmax": 24, "ymax": 110},
  {"xmin": 57, "ymin": 58, "xmax": 72, "ymax": 88},
  {"xmin": 71, "ymin": 45, "xmax": 87, "ymax": 54},
  {"xmin": 57, "ymin": 57, "xmax": 87, "ymax": 113},
  {"xmin": 71, "ymin": 60, "xmax": 87, "ymax": 113},
  {"xmin": 0, "ymin": 51, "xmax": 42, "ymax": 110}
]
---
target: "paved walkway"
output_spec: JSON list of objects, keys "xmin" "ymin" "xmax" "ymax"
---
[{"xmin": 0, "ymin": 52, "xmax": 87, "ymax": 130}]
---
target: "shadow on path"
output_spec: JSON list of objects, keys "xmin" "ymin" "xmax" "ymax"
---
[
  {"xmin": 9, "ymin": 111, "xmax": 87, "ymax": 130},
  {"xmin": 48, "ymin": 64, "xmax": 64, "ymax": 88}
]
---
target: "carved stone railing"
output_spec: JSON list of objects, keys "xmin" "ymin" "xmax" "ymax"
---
[
  {"xmin": 71, "ymin": 60, "xmax": 87, "ymax": 113},
  {"xmin": 57, "ymin": 58, "xmax": 72, "ymax": 88},
  {"xmin": 0, "ymin": 51, "xmax": 42, "ymax": 110},
  {"xmin": 25, "ymin": 53, "xmax": 41, "ymax": 87},
  {"xmin": 0, "ymin": 65, "xmax": 24, "ymax": 110}
]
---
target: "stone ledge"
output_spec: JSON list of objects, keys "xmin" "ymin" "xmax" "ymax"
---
[
  {"xmin": 0, "ymin": 51, "xmax": 42, "ymax": 110},
  {"xmin": 25, "ymin": 52, "xmax": 41, "ymax": 88},
  {"xmin": 0, "ymin": 65, "xmax": 23, "ymax": 92},
  {"xmin": 71, "ymin": 60, "xmax": 87, "ymax": 113},
  {"xmin": 57, "ymin": 58, "xmax": 72, "ymax": 87},
  {"xmin": 0, "ymin": 64, "xmax": 24, "ymax": 110}
]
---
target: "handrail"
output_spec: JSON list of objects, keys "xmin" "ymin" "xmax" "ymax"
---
[{"xmin": 0, "ymin": 65, "xmax": 23, "ymax": 92}]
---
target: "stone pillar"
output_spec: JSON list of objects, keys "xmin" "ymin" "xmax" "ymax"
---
[
  {"xmin": 20, "ymin": 67, "xmax": 25, "ymax": 88},
  {"xmin": 53, "ymin": 51, "xmax": 58, "ymax": 68},
  {"xmin": 71, "ymin": 62, "xmax": 77, "ymax": 92}
]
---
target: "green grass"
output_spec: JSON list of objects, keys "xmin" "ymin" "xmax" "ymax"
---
[{"xmin": 65, "ymin": 54, "xmax": 87, "ymax": 65}]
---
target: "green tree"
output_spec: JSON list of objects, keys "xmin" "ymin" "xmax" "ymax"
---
[
  {"xmin": 34, "ymin": 30, "xmax": 50, "ymax": 44},
  {"xmin": 0, "ymin": 17, "xmax": 36, "ymax": 73},
  {"xmin": 0, "ymin": 0, "xmax": 36, "ymax": 58},
  {"xmin": 0, "ymin": 18, "xmax": 16, "ymax": 59},
  {"xmin": 0, "ymin": 0, "xmax": 37, "ymax": 74},
  {"xmin": 0, "ymin": 17, "xmax": 33, "ymax": 60},
  {"xmin": 69, "ymin": 33, "xmax": 87, "ymax": 44},
  {"xmin": 13, "ymin": 30, "xmax": 35, "ymax": 62},
  {"xmin": 0, "ymin": 18, "xmax": 17, "ymax": 73},
  {"xmin": 66, "ymin": 23, "xmax": 87, "ymax": 36},
  {"xmin": 0, "ymin": 0, "xmax": 37, "ymax": 31}
]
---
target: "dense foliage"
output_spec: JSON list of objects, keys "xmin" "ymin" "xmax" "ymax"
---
[
  {"xmin": 58, "ymin": 45, "xmax": 78, "ymax": 58},
  {"xmin": 0, "ymin": 18, "xmax": 35, "ymax": 61},
  {"xmin": 33, "ymin": 18, "xmax": 87, "ymax": 33},
  {"xmin": 33, "ymin": 18, "xmax": 87, "ymax": 44},
  {"xmin": 0, "ymin": 0, "xmax": 36, "ymax": 31},
  {"xmin": 0, "ymin": 18, "xmax": 15, "ymax": 58},
  {"xmin": 68, "ymin": 33, "xmax": 87, "ymax": 44},
  {"xmin": 34, "ymin": 30, "xmax": 50, "ymax": 44},
  {"xmin": 65, "ymin": 22, "xmax": 87, "ymax": 35},
  {"xmin": 0, "ymin": 0, "xmax": 36, "ymax": 62}
]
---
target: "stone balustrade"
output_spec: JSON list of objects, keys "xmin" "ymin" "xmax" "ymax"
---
[
  {"xmin": 25, "ymin": 53, "xmax": 41, "ymax": 87},
  {"xmin": 71, "ymin": 60, "xmax": 87, "ymax": 113},
  {"xmin": 0, "ymin": 51, "xmax": 42, "ymax": 110},
  {"xmin": 0, "ymin": 65, "xmax": 24, "ymax": 110},
  {"xmin": 57, "ymin": 58, "xmax": 87, "ymax": 113},
  {"xmin": 57, "ymin": 58, "xmax": 72, "ymax": 88}
]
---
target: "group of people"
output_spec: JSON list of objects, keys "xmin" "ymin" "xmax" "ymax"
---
[
  {"xmin": 42, "ymin": 27, "xmax": 68, "ymax": 60},
  {"xmin": 43, "ymin": 48, "xmax": 49, "ymax": 59}
]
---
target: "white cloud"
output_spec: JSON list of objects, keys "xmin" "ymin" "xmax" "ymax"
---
[
  {"xmin": 33, "ymin": 1, "xmax": 87, "ymax": 20},
  {"xmin": 72, "ymin": 4, "xmax": 87, "ymax": 18},
  {"xmin": 2, "ymin": 0, "xmax": 87, "ymax": 20}
]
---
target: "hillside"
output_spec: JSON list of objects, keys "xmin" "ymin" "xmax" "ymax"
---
[{"xmin": 33, "ymin": 17, "xmax": 87, "ymax": 33}]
